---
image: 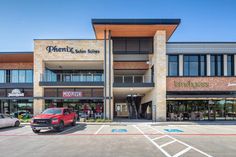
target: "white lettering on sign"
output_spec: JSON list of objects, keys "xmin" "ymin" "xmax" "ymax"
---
[
  {"xmin": 62, "ymin": 91, "xmax": 83, "ymax": 98},
  {"xmin": 8, "ymin": 89, "xmax": 24, "ymax": 97}
]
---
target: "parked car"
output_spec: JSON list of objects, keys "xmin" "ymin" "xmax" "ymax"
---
[
  {"xmin": 30, "ymin": 108, "xmax": 77, "ymax": 133},
  {"xmin": 0, "ymin": 114, "xmax": 20, "ymax": 128},
  {"xmin": 12, "ymin": 110, "xmax": 33, "ymax": 119}
]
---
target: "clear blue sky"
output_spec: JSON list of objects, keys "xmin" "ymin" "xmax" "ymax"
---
[{"xmin": 0, "ymin": 0, "xmax": 236, "ymax": 51}]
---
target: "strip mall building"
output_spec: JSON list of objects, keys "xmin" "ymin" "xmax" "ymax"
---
[{"xmin": 0, "ymin": 19, "xmax": 236, "ymax": 121}]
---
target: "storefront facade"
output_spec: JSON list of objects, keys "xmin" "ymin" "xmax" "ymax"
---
[{"xmin": 0, "ymin": 19, "xmax": 236, "ymax": 121}]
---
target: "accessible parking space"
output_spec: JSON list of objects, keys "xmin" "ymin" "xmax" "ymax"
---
[{"xmin": 1, "ymin": 123, "xmax": 236, "ymax": 157}]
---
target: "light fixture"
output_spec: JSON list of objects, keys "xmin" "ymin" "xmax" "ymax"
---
[
  {"xmin": 146, "ymin": 61, "xmax": 150, "ymax": 64},
  {"xmin": 130, "ymin": 88, "xmax": 133, "ymax": 91}
]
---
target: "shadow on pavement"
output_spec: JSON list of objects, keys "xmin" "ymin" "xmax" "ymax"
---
[
  {"xmin": 34, "ymin": 123, "xmax": 87, "ymax": 135},
  {"xmin": 0, "ymin": 126, "xmax": 24, "ymax": 132}
]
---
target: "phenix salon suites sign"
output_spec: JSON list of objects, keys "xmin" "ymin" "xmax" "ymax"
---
[
  {"xmin": 174, "ymin": 81, "xmax": 209, "ymax": 88},
  {"xmin": 46, "ymin": 46, "xmax": 100, "ymax": 54}
]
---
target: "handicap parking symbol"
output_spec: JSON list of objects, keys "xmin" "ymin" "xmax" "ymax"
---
[
  {"xmin": 112, "ymin": 129, "xmax": 128, "ymax": 133},
  {"xmin": 164, "ymin": 129, "xmax": 183, "ymax": 133}
]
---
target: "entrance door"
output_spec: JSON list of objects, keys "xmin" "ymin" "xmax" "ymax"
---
[{"xmin": 208, "ymin": 103, "xmax": 215, "ymax": 120}]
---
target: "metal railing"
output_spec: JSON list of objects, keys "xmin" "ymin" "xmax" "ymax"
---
[
  {"xmin": 40, "ymin": 73, "xmax": 104, "ymax": 82},
  {"xmin": 114, "ymin": 75, "xmax": 152, "ymax": 83}
]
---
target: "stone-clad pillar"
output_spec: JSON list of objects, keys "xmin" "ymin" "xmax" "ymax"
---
[
  {"xmin": 207, "ymin": 54, "xmax": 211, "ymax": 76},
  {"xmin": 153, "ymin": 30, "xmax": 167, "ymax": 121},
  {"xmin": 104, "ymin": 31, "xmax": 113, "ymax": 120},
  {"xmin": 179, "ymin": 54, "xmax": 183, "ymax": 76},
  {"xmin": 33, "ymin": 41, "xmax": 45, "ymax": 115}
]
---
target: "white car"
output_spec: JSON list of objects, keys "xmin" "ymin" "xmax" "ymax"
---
[{"xmin": 0, "ymin": 114, "xmax": 20, "ymax": 128}]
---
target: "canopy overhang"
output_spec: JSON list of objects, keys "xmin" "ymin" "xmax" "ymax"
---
[{"xmin": 92, "ymin": 19, "xmax": 181, "ymax": 40}]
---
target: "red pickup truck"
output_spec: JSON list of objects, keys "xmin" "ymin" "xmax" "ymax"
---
[{"xmin": 30, "ymin": 108, "xmax": 77, "ymax": 133}]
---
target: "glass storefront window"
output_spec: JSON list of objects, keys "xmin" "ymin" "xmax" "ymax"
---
[
  {"xmin": 10, "ymin": 70, "xmax": 33, "ymax": 83},
  {"xmin": 11, "ymin": 70, "xmax": 19, "ymax": 83},
  {"xmin": 19, "ymin": 70, "xmax": 26, "ymax": 83},
  {"xmin": 0, "ymin": 70, "xmax": 5, "ymax": 83},
  {"xmin": 183, "ymin": 55, "xmax": 206, "ymax": 76},
  {"xmin": 227, "ymin": 55, "xmax": 235, "ymax": 76},
  {"xmin": 211, "ymin": 55, "xmax": 223, "ymax": 76},
  {"xmin": 167, "ymin": 100, "xmax": 236, "ymax": 121},
  {"xmin": 86, "ymin": 73, "xmax": 93, "ymax": 82},
  {"xmin": 0, "ymin": 100, "xmax": 33, "ymax": 119},
  {"xmin": 168, "ymin": 55, "xmax": 178, "ymax": 76},
  {"xmin": 26, "ymin": 70, "xmax": 33, "ymax": 83},
  {"xmin": 94, "ymin": 73, "xmax": 102, "ymax": 82}
]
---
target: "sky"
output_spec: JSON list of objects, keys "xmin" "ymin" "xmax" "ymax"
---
[{"xmin": 0, "ymin": 0, "xmax": 236, "ymax": 51}]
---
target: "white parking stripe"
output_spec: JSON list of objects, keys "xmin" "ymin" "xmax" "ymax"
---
[
  {"xmin": 173, "ymin": 147, "xmax": 191, "ymax": 157},
  {"xmin": 57, "ymin": 125, "xmax": 78, "ymax": 135},
  {"xmin": 94, "ymin": 125, "xmax": 105, "ymax": 134},
  {"xmin": 152, "ymin": 135, "xmax": 167, "ymax": 141},
  {"xmin": 133, "ymin": 125, "xmax": 171, "ymax": 157},
  {"xmin": 148, "ymin": 125, "xmax": 213, "ymax": 157},
  {"xmin": 160, "ymin": 140, "xmax": 176, "ymax": 148}
]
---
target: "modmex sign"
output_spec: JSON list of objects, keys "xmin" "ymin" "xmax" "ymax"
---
[{"xmin": 46, "ymin": 46, "xmax": 100, "ymax": 54}]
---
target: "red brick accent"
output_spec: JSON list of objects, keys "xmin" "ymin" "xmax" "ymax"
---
[
  {"xmin": 167, "ymin": 77, "xmax": 236, "ymax": 91},
  {"xmin": 0, "ymin": 63, "xmax": 33, "ymax": 69},
  {"xmin": 114, "ymin": 62, "xmax": 148, "ymax": 70}
]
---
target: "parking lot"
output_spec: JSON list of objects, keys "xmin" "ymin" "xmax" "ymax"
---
[{"xmin": 0, "ymin": 123, "xmax": 236, "ymax": 157}]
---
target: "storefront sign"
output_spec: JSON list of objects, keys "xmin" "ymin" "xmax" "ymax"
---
[
  {"xmin": 174, "ymin": 81, "xmax": 209, "ymax": 88},
  {"xmin": 228, "ymin": 82, "xmax": 236, "ymax": 86},
  {"xmin": 46, "ymin": 46, "xmax": 100, "ymax": 54},
  {"xmin": 62, "ymin": 91, "xmax": 83, "ymax": 98},
  {"xmin": 8, "ymin": 89, "xmax": 24, "ymax": 97}
]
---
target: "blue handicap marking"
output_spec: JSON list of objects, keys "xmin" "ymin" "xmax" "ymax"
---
[
  {"xmin": 112, "ymin": 129, "xmax": 128, "ymax": 133},
  {"xmin": 164, "ymin": 129, "xmax": 183, "ymax": 133}
]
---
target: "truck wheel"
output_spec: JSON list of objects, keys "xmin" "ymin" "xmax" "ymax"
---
[
  {"xmin": 71, "ymin": 117, "xmax": 77, "ymax": 126},
  {"xmin": 55, "ymin": 121, "xmax": 64, "ymax": 132},
  {"xmin": 32, "ymin": 129, "xmax": 40, "ymax": 133},
  {"xmin": 14, "ymin": 121, "xmax": 20, "ymax": 127}
]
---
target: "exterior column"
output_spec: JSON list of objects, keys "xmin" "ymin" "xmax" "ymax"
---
[
  {"xmin": 103, "ymin": 30, "xmax": 107, "ymax": 119},
  {"xmin": 224, "ymin": 54, "xmax": 227, "ymax": 76},
  {"xmin": 179, "ymin": 54, "xmax": 183, "ymax": 76},
  {"xmin": 104, "ymin": 30, "xmax": 113, "ymax": 120},
  {"xmin": 207, "ymin": 54, "xmax": 211, "ymax": 76},
  {"xmin": 33, "ymin": 41, "xmax": 45, "ymax": 115},
  {"xmin": 153, "ymin": 30, "xmax": 167, "ymax": 121},
  {"xmin": 234, "ymin": 54, "xmax": 236, "ymax": 76}
]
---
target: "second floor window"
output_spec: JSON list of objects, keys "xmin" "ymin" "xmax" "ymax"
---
[
  {"xmin": 211, "ymin": 55, "xmax": 223, "ymax": 76},
  {"xmin": 183, "ymin": 55, "xmax": 206, "ymax": 76},
  {"xmin": 11, "ymin": 70, "xmax": 33, "ymax": 83},
  {"xmin": 0, "ymin": 70, "xmax": 5, "ymax": 83},
  {"xmin": 168, "ymin": 55, "xmax": 178, "ymax": 76},
  {"xmin": 227, "ymin": 55, "xmax": 235, "ymax": 76}
]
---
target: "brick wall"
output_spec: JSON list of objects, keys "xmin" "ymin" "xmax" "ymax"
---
[
  {"xmin": 167, "ymin": 77, "xmax": 236, "ymax": 91},
  {"xmin": 114, "ymin": 62, "xmax": 148, "ymax": 70},
  {"xmin": 0, "ymin": 63, "xmax": 33, "ymax": 69}
]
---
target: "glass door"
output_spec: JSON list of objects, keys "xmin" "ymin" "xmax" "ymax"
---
[{"xmin": 208, "ymin": 103, "xmax": 215, "ymax": 120}]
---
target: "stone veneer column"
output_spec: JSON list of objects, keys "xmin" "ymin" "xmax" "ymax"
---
[
  {"xmin": 224, "ymin": 54, "xmax": 228, "ymax": 76},
  {"xmin": 153, "ymin": 30, "xmax": 167, "ymax": 121},
  {"xmin": 207, "ymin": 54, "xmax": 211, "ymax": 76},
  {"xmin": 104, "ymin": 38, "xmax": 113, "ymax": 120},
  {"xmin": 234, "ymin": 55, "xmax": 236, "ymax": 76},
  {"xmin": 33, "ymin": 41, "xmax": 45, "ymax": 115},
  {"xmin": 179, "ymin": 54, "xmax": 183, "ymax": 76}
]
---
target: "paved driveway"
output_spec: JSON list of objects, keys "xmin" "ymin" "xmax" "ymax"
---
[{"xmin": 0, "ymin": 123, "xmax": 236, "ymax": 157}]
